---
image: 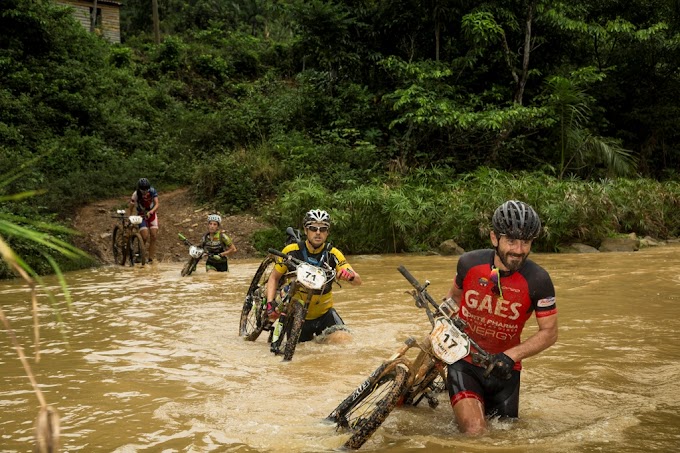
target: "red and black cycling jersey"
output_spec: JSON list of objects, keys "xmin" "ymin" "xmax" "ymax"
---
[{"xmin": 454, "ymin": 249, "xmax": 557, "ymax": 370}]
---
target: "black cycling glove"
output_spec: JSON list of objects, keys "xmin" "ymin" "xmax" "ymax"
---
[{"xmin": 484, "ymin": 352, "xmax": 515, "ymax": 380}]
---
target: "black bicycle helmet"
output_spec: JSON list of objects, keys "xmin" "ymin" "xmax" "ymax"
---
[
  {"xmin": 492, "ymin": 200, "xmax": 541, "ymax": 240},
  {"xmin": 137, "ymin": 178, "xmax": 151, "ymax": 190}
]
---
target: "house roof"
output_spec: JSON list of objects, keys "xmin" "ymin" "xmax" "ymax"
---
[{"xmin": 56, "ymin": 0, "xmax": 123, "ymax": 6}]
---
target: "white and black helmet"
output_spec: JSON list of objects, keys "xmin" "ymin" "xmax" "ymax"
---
[
  {"xmin": 303, "ymin": 209, "xmax": 331, "ymax": 227},
  {"xmin": 207, "ymin": 214, "xmax": 222, "ymax": 225},
  {"xmin": 492, "ymin": 201, "xmax": 541, "ymax": 240}
]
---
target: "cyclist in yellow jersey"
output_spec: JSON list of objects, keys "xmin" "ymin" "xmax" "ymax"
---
[{"xmin": 265, "ymin": 209, "xmax": 362, "ymax": 342}]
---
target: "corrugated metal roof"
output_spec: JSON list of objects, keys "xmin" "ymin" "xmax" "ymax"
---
[{"xmin": 55, "ymin": 0, "xmax": 123, "ymax": 7}]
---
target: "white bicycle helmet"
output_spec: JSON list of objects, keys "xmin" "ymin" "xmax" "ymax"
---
[
  {"xmin": 207, "ymin": 214, "xmax": 221, "ymax": 224},
  {"xmin": 303, "ymin": 209, "xmax": 331, "ymax": 227}
]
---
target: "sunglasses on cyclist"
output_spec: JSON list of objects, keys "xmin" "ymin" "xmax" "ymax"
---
[{"xmin": 307, "ymin": 225, "xmax": 329, "ymax": 233}]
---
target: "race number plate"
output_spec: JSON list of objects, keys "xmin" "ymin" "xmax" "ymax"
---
[
  {"xmin": 296, "ymin": 263, "xmax": 326, "ymax": 290},
  {"xmin": 189, "ymin": 246, "xmax": 204, "ymax": 258},
  {"xmin": 430, "ymin": 318, "xmax": 470, "ymax": 364}
]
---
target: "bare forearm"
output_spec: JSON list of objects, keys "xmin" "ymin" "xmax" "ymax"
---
[
  {"xmin": 505, "ymin": 319, "xmax": 557, "ymax": 362},
  {"xmin": 266, "ymin": 270, "xmax": 282, "ymax": 301}
]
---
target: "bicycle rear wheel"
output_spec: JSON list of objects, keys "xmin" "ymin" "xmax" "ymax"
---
[
  {"xmin": 239, "ymin": 257, "xmax": 275, "ymax": 339},
  {"xmin": 128, "ymin": 233, "xmax": 147, "ymax": 266},
  {"xmin": 329, "ymin": 362, "xmax": 409, "ymax": 450},
  {"xmin": 112, "ymin": 225, "xmax": 126, "ymax": 265}
]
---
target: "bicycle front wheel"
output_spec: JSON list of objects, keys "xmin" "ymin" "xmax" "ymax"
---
[
  {"xmin": 330, "ymin": 362, "xmax": 409, "ymax": 450},
  {"xmin": 112, "ymin": 225, "xmax": 126, "ymax": 265},
  {"xmin": 282, "ymin": 301, "xmax": 306, "ymax": 361},
  {"xmin": 181, "ymin": 257, "xmax": 199, "ymax": 276},
  {"xmin": 239, "ymin": 257, "xmax": 275, "ymax": 339},
  {"xmin": 128, "ymin": 233, "xmax": 147, "ymax": 266}
]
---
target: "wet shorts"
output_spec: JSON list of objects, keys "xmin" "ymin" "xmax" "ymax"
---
[
  {"xmin": 447, "ymin": 359, "xmax": 520, "ymax": 418},
  {"xmin": 139, "ymin": 215, "xmax": 159, "ymax": 230},
  {"xmin": 206, "ymin": 258, "xmax": 228, "ymax": 272},
  {"xmin": 299, "ymin": 308, "xmax": 344, "ymax": 342}
]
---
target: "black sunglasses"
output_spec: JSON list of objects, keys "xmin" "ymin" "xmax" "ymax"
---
[{"xmin": 307, "ymin": 225, "xmax": 329, "ymax": 233}]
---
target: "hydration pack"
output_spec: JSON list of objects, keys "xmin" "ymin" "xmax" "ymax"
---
[{"xmin": 298, "ymin": 240, "xmax": 332, "ymax": 267}]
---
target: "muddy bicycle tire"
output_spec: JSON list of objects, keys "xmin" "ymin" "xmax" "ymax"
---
[
  {"xmin": 282, "ymin": 301, "xmax": 306, "ymax": 361},
  {"xmin": 181, "ymin": 257, "xmax": 200, "ymax": 276},
  {"xmin": 239, "ymin": 257, "xmax": 275, "ymax": 339},
  {"xmin": 128, "ymin": 232, "xmax": 147, "ymax": 266},
  {"xmin": 112, "ymin": 225, "xmax": 127, "ymax": 265},
  {"xmin": 330, "ymin": 362, "xmax": 409, "ymax": 450}
]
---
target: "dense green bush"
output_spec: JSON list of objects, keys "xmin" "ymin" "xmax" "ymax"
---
[{"xmin": 265, "ymin": 169, "xmax": 680, "ymax": 255}]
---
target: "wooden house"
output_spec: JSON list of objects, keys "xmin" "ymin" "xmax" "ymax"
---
[{"xmin": 54, "ymin": 0, "xmax": 122, "ymax": 44}]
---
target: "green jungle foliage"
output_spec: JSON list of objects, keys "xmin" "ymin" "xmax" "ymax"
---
[
  {"xmin": 1, "ymin": 0, "xmax": 680, "ymax": 271},
  {"xmin": 256, "ymin": 169, "xmax": 680, "ymax": 254}
]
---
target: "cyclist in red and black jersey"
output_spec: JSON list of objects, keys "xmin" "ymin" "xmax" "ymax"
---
[
  {"xmin": 443, "ymin": 200, "xmax": 558, "ymax": 435},
  {"xmin": 128, "ymin": 178, "xmax": 159, "ymax": 263}
]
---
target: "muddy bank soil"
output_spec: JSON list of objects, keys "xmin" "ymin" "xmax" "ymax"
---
[{"xmin": 72, "ymin": 188, "xmax": 270, "ymax": 264}]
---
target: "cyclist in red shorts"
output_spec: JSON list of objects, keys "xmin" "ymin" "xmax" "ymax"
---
[
  {"xmin": 443, "ymin": 200, "xmax": 558, "ymax": 434},
  {"xmin": 128, "ymin": 178, "xmax": 159, "ymax": 262}
]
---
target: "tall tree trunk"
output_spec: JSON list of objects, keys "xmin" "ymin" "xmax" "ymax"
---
[
  {"xmin": 435, "ymin": 21, "xmax": 440, "ymax": 61},
  {"xmin": 152, "ymin": 0, "xmax": 160, "ymax": 44},
  {"xmin": 489, "ymin": 0, "xmax": 537, "ymax": 161},
  {"xmin": 513, "ymin": 1, "xmax": 536, "ymax": 104}
]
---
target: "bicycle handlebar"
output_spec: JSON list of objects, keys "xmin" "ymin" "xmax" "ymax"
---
[
  {"xmin": 397, "ymin": 265, "xmax": 492, "ymax": 365},
  {"xmin": 267, "ymin": 248, "xmax": 336, "ymax": 278},
  {"xmin": 397, "ymin": 265, "xmax": 439, "ymax": 310}
]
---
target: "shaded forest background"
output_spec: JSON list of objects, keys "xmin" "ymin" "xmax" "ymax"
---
[{"xmin": 2, "ymin": 0, "xmax": 680, "ymax": 277}]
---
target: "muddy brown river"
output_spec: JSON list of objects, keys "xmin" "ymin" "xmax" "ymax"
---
[{"xmin": 1, "ymin": 246, "xmax": 680, "ymax": 452}]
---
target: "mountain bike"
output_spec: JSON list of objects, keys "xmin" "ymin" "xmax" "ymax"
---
[
  {"xmin": 239, "ymin": 227, "xmax": 302, "ymax": 341},
  {"xmin": 178, "ymin": 233, "xmax": 207, "ymax": 276},
  {"xmin": 266, "ymin": 246, "xmax": 337, "ymax": 361},
  {"xmin": 326, "ymin": 265, "xmax": 494, "ymax": 450},
  {"xmin": 111, "ymin": 210, "xmax": 147, "ymax": 266}
]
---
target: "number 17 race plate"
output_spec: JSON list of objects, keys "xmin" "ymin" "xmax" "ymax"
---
[{"xmin": 430, "ymin": 318, "xmax": 470, "ymax": 364}]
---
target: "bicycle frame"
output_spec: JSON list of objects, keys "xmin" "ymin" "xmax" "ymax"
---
[
  {"xmin": 268, "ymin": 248, "xmax": 337, "ymax": 361},
  {"xmin": 111, "ymin": 210, "xmax": 146, "ymax": 266},
  {"xmin": 327, "ymin": 265, "xmax": 494, "ymax": 450}
]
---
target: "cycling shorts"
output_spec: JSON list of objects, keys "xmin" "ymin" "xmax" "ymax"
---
[
  {"xmin": 299, "ymin": 308, "xmax": 344, "ymax": 342},
  {"xmin": 447, "ymin": 359, "xmax": 520, "ymax": 418}
]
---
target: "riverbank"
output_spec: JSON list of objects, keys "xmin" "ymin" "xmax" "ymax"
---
[{"xmin": 71, "ymin": 187, "xmax": 271, "ymax": 264}]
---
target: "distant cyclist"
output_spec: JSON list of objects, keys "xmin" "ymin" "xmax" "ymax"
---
[
  {"xmin": 264, "ymin": 209, "xmax": 361, "ymax": 343},
  {"xmin": 201, "ymin": 214, "xmax": 237, "ymax": 272},
  {"xmin": 129, "ymin": 178, "xmax": 159, "ymax": 263}
]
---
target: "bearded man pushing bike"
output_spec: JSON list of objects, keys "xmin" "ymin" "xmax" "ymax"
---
[
  {"xmin": 265, "ymin": 209, "xmax": 362, "ymax": 343},
  {"xmin": 443, "ymin": 200, "xmax": 558, "ymax": 435}
]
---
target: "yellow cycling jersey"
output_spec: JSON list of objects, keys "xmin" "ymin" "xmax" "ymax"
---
[{"xmin": 274, "ymin": 241, "xmax": 353, "ymax": 320}]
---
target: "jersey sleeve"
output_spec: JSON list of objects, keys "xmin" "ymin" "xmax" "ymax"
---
[
  {"xmin": 330, "ymin": 247, "xmax": 351, "ymax": 270},
  {"xmin": 220, "ymin": 232, "xmax": 233, "ymax": 247},
  {"xmin": 526, "ymin": 263, "xmax": 557, "ymax": 317},
  {"xmin": 455, "ymin": 250, "xmax": 486, "ymax": 288},
  {"xmin": 274, "ymin": 243, "xmax": 297, "ymax": 274}
]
